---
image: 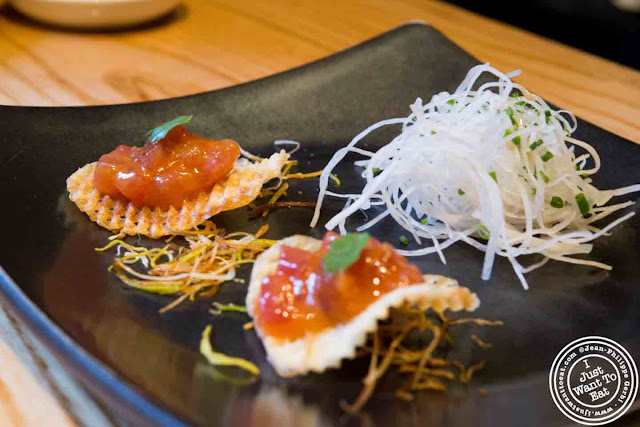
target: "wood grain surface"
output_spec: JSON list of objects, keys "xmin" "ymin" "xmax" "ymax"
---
[
  {"xmin": 1, "ymin": 0, "xmax": 639, "ymax": 142},
  {"xmin": 1, "ymin": 0, "xmax": 639, "ymax": 425}
]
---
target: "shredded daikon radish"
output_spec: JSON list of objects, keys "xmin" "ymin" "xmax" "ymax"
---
[{"xmin": 311, "ymin": 63, "xmax": 640, "ymax": 289}]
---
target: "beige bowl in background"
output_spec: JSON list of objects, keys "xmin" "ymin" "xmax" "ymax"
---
[{"xmin": 9, "ymin": 0, "xmax": 180, "ymax": 29}]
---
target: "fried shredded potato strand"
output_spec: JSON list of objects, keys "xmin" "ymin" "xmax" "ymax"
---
[
  {"xmin": 200, "ymin": 325, "xmax": 260, "ymax": 375},
  {"xmin": 343, "ymin": 307, "xmax": 502, "ymax": 414},
  {"xmin": 96, "ymin": 220, "xmax": 277, "ymax": 312},
  {"xmin": 248, "ymin": 160, "xmax": 339, "ymax": 217}
]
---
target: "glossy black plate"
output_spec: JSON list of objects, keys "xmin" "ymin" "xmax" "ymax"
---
[{"xmin": 1, "ymin": 23, "xmax": 639, "ymax": 426}]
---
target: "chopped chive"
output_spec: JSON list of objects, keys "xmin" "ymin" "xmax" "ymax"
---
[
  {"xmin": 506, "ymin": 107, "xmax": 517, "ymax": 126},
  {"xmin": 582, "ymin": 173, "xmax": 589, "ymax": 178},
  {"xmin": 372, "ymin": 168, "xmax": 382, "ymax": 176},
  {"xmin": 477, "ymin": 225, "xmax": 490, "ymax": 240},
  {"xmin": 532, "ymin": 188, "xmax": 537, "ymax": 195},
  {"xmin": 503, "ymin": 128, "xmax": 520, "ymax": 146},
  {"xmin": 575, "ymin": 193, "xmax": 590, "ymax": 217},
  {"xmin": 420, "ymin": 218, "xmax": 428, "ymax": 225},
  {"xmin": 544, "ymin": 110, "xmax": 551, "ymax": 124},
  {"xmin": 550, "ymin": 197, "xmax": 564, "ymax": 208},
  {"xmin": 511, "ymin": 92, "xmax": 521, "ymax": 98},
  {"xmin": 516, "ymin": 101, "xmax": 526, "ymax": 106},
  {"xmin": 541, "ymin": 151, "xmax": 554, "ymax": 162},
  {"xmin": 430, "ymin": 130, "xmax": 437, "ymax": 135},
  {"xmin": 458, "ymin": 188, "xmax": 465, "ymax": 196},
  {"xmin": 539, "ymin": 170, "xmax": 550, "ymax": 183},
  {"xmin": 399, "ymin": 235, "xmax": 409, "ymax": 245},
  {"xmin": 529, "ymin": 139, "xmax": 544, "ymax": 150},
  {"xmin": 489, "ymin": 171, "xmax": 498, "ymax": 183},
  {"xmin": 447, "ymin": 99, "xmax": 455, "ymax": 105}
]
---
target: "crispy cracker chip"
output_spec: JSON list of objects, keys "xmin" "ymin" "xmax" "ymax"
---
[
  {"xmin": 67, "ymin": 151, "xmax": 289, "ymax": 238},
  {"xmin": 247, "ymin": 235, "xmax": 480, "ymax": 377}
]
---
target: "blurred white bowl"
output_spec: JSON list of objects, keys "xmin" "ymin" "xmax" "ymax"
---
[{"xmin": 9, "ymin": 0, "xmax": 180, "ymax": 29}]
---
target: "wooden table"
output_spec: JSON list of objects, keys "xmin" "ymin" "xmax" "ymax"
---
[{"xmin": 0, "ymin": 0, "xmax": 639, "ymax": 424}]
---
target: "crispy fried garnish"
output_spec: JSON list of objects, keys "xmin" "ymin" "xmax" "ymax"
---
[
  {"xmin": 200, "ymin": 325, "xmax": 259, "ymax": 375},
  {"xmin": 243, "ymin": 321, "xmax": 255, "ymax": 331},
  {"xmin": 67, "ymin": 152, "xmax": 289, "ymax": 238},
  {"xmin": 97, "ymin": 221, "xmax": 277, "ymax": 312},
  {"xmin": 343, "ymin": 307, "xmax": 501, "ymax": 414},
  {"xmin": 248, "ymin": 202, "xmax": 317, "ymax": 218},
  {"xmin": 471, "ymin": 334, "xmax": 493, "ymax": 349}
]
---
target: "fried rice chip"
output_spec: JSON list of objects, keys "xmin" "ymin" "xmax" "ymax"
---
[
  {"xmin": 247, "ymin": 235, "xmax": 480, "ymax": 377},
  {"xmin": 67, "ymin": 151, "xmax": 289, "ymax": 238}
]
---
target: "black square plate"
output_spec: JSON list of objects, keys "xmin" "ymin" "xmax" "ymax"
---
[{"xmin": 1, "ymin": 23, "xmax": 639, "ymax": 426}]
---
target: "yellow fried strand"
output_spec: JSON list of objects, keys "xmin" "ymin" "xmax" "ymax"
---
[
  {"xmin": 114, "ymin": 268, "xmax": 184, "ymax": 295},
  {"xmin": 460, "ymin": 361, "xmax": 486, "ymax": 384},
  {"xmin": 211, "ymin": 302, "xmax": 247, "ymax": 314},
  {"xmin": 243, "ymin": 321, "xmax": 254, "ymax": 331},
  {"xmin": 471, "ymin": 334, "xmax": 492, "ymax": 349},
  {"xmin": 449, "ymin": 318, "xmax": 504, "ymax": 327},
  {"xmin": 200, "ymin": 325, "xmax": 259, "ymax": 375},
  {"xmin": 262, "ymin": 182, "xmax": 289, "ymax": 217},
  {"xmin": 95, "ymin": 239, "xmax": 145, "ymax": 253},
  {"xmin": 255, "ymin": 224, "xmax": 269, "ymax": 239},
  {"xmin": 342, "ymin": 330, "xmax": 381, "ymax": 414},
  {"xmin": 285, "ymin": 171, "xmax": 341, "ymax": 186}
]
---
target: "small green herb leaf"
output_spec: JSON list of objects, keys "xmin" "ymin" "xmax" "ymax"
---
[
  {"xmin": 489, "ymin": 171, "xmax": 498, "ymax": 183},
  {"xmin": 372, "ymin": 168, "xmax": 382, "ymax": 176},
  {"xmin": 458, "ymin": 188, "xmax": 465, "ymax": 195},
  {"xmin": 512, "ymin": 136, "xmax": 521, "ymax": 147},
  {"xmin": 447, "ymin": 99, "xmax": 455, "ymax": 106},
  {"xmin": 420, "ymin": 218, "xmax": 428, "ymax": 225},
  {"xmin": 399, "ymin": 235, "xmax": 409, "ymax": 246},
  {"xmin": 147, "ymin": 115, "xmax": 193, "ymax": 142},
  {"xmin": 544, "ymin": 109, "xmax": 551, "ymax": 124},
  {"xmin": 430, "ymin": 130, "xmax": 437, "ymax": 135},
  {"xmin": 323, "ymin": 233, "xmax": 371, "ymax": 274}
]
